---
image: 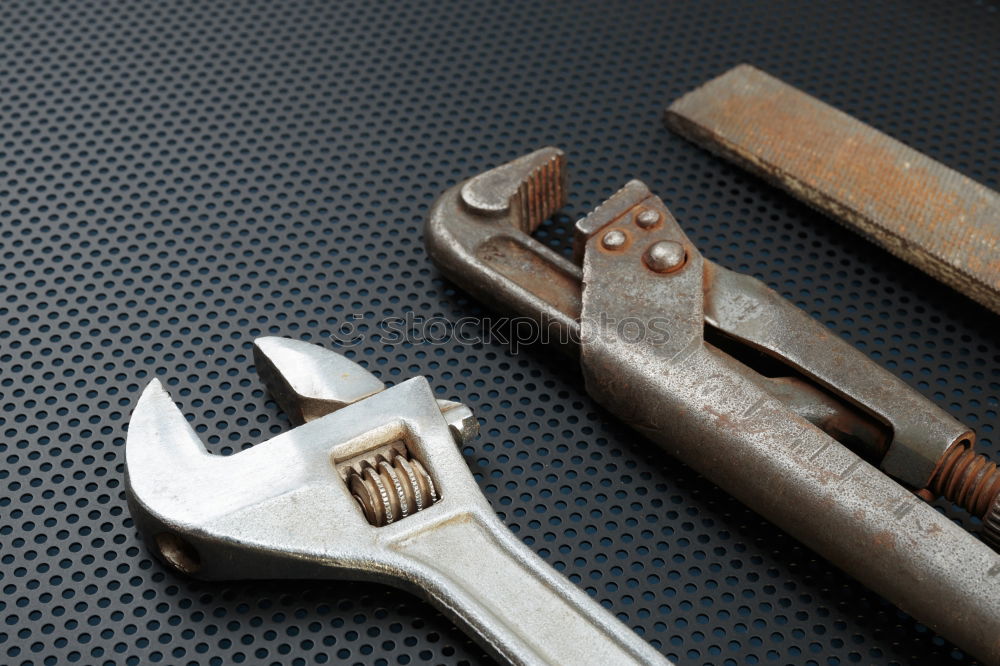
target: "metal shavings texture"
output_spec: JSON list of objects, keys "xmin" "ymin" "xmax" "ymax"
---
[
  {"xmin": 0, "ymin": 1, "xmax": 998, "ymax": 665},
  {"xmin": 665, "ymin": 64, "xmax": 1000, "ymax": 314}
]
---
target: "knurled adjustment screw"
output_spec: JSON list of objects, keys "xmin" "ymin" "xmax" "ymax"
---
[{"xmin": 925, "ymin": 440, "xmax": 1000, "ymax": 552}]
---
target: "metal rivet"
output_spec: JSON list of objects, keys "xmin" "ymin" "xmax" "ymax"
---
[
  {"xmin": 644, "ymin": 240, "xmax": 686, "ymax": 273},
  {"xmin": 635, "ymin": 209, "xmax": 660, "ymax": 228},
  {"xmin": 601, "ymin": 229, "xmax": 627, "ymax": 250}
]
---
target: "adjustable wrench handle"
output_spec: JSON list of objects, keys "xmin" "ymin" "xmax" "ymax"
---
[{"xmin": 392, "ymin": 512, "xmax": 670, "ymax": 666}]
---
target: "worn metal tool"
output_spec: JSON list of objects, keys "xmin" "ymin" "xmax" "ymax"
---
[
  {"xmin": 664, "ymin": 64, "xmax": 1000, "ymax": 315},
  {"xmin": 425, "ymin": 148, "xmax": 1000, "ymax": 665},
  {"xmin": 125, "ymin": 337, "xmax": 670, "ymax": 666}
]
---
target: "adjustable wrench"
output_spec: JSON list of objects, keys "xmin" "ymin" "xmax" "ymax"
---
[
  {"xmin": 124, "ymin": 337, "xmax": 671, "ymax": 666},
  {"xmin": 424, "ymin": 147, "xmax": 1000, "ymax": 665}
]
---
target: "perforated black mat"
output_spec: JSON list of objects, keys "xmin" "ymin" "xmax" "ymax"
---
[{"xmin": 2, "ymin": 1, "xmax": 999, "ymax": 665}]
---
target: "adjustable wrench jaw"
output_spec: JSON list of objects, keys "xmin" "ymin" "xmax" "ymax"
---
[
  {"xmin": 125, "ymin": 339, "xmax": 489, "ymax": 583},
  {"xmin": 126, "ymin": 337, "xmax": 673, "ymax": 666}
]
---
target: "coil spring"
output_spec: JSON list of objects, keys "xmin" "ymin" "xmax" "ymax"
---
[
  {"xmin": 347, "ymin": 451, "xmax": 438, "ymax": 526},
  {"xmin": 927, "ymin": 441, "xmax": 1000, "ymax": 518}
]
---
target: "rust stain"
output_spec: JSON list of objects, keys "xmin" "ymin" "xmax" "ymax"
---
[
  {"xmin": 475, "ymin": 235, "xmax": 582, "ymax": 319},
  {"xmin": 711, "ymin": 87, "xmax": 990, "ymax": 254},
  {"xmin": 871, "ymin": 530, "xmax": 898, "ymax": 552},
  {"xmin": 667, "ymin": 65, "xmax": 1000, "ymax": 313}
]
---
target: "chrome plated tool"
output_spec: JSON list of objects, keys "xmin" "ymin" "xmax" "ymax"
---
[
  {"xmin": 124, "ymin": 337, "xmax": 670, "ymax": 666},
  {"xmin": 424, "ymin": 148, "xmax": 1000, "ymax": 665}
]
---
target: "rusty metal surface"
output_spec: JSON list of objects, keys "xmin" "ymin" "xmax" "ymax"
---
[
  {"xmin": 427, "ymin": 148, "xmax": 971, "ymax": 489},
  {"xmin": 702, "ymin": 262, "xmax": 971, "ymax": 487},
  {"xmin": 664, "ymin": 64, "xmax": 1000, "ymax": 315},
  {"xmin": 573, "ymin": 175, "xmax": 1000, "ymax": 666},
  {"xmin": 424, "ymin": 149, "xmax": 1000, "ymax": 665}
]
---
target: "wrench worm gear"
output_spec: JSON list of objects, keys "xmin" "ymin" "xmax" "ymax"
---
[{"xmin": 344, "ymin": 443, "xmax": 439, "ymax": 526}]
